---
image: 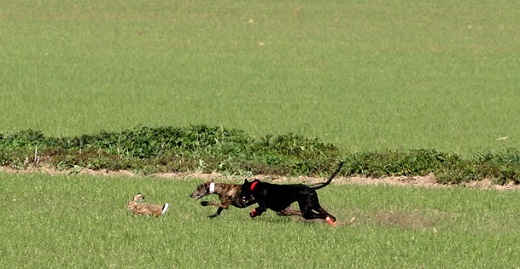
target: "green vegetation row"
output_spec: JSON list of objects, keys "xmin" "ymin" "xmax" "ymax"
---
[{"xmin": 1, "ymin": 125, "xmax": 519, "ymax": 184}]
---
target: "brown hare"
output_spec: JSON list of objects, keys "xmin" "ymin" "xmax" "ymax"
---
[{"xmin": 127, "ymin": 193, "xmax": 169, "ymax": 217}]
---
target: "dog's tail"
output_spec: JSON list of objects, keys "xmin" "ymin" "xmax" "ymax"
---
[
  {"xmin": 310, "ymin": 161, "xmax": 345, "ymax": 190},
  {"xmin": 162, "ymin": 203, "xmax": 170, "ymax": 215}
]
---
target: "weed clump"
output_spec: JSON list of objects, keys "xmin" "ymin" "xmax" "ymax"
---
[{"xmin": 0, "ymin": 125, "xmax": 519, "ymax": 184}]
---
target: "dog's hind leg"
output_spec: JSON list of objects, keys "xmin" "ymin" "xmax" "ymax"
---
[
  {"xmin": 275, "ymin": 207, "xmax": 301, "ymax": 216},
  {"xmin": 299, "ymin": 202, "xmax": 326, "ymax": 219},
  {"xmin": 314, "ymin": 207, "xmax": 337, "ymax": 224},
  {"xmin": 298, "ymin": 196, "xmax": 337, "ymax": 225},
  {"xmin": 300, "ymin": 206, "xmax": 337, "ymax": 225}
]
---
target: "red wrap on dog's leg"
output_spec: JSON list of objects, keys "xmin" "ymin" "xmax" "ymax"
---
[
  {"xmin": 326, "ymin": 217, "xmax": 337, "ymax": 226},
  {"xmin": 250, "ymin": 208, "xmax": 259, "ymax": 218}
]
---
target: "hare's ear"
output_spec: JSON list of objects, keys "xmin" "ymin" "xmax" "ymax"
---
[{"xmin": 133, "ymin": 193, "xmax": 144, "ymax": 202}]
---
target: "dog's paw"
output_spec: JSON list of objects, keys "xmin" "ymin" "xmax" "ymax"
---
[
  {"xmin": 208, "ymin": 214, "xmax": 218, "ymax": 218},
  {"xmin": 249, "ymin": 209, "xmax": 259, "ymax": 218},
  {"xmin": 326, "ymin": 216, "xmax": 337, "ymax": 226},
  {"xmin": 200, "ymin": 201, "xmax": 209, "ymax": 206}
]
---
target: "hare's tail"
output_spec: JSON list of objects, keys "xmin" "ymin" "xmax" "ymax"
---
[{"xmin": 162, "ymin": 203, "xmax": 170, "ymax": 214}]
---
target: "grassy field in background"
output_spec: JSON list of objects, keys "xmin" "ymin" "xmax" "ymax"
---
[
  {"xmin": 1, "ymin": 172, "xmax": 520, "ymax": 268},
  {"xmin": 1, "ymin": 1, "xmax": 520, "ymax": 268},
  {"xmin": 1, "ymin": 1, "xmax": 519, "ymax": 155}
]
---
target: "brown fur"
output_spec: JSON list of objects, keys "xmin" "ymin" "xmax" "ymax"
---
[
  {"xmin": 190, "ymin": 180, "xmax": 300, "ymax": 218},
  {"xmin": 127, "ymin": 193, "xmax": 169, "ymax": 217}
]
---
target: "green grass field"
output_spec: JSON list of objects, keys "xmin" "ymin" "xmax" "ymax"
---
[
  {"xmin": 2, "ymin": 1, "xmax": 520, "ymax": 268},
  {"xmin": 1, "ymin": 0, "xmax": 519, "ymax": 155},
  {"xmin": 1, "ymin": 172, "xmax": 520, "ymax": 268}
]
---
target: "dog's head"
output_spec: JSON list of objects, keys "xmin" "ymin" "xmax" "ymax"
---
[
  {"xmin": 240, "ymin": 179, "xmax": 260, "ymax": 203},
  {"xmin": 190, "ymin": 180, "xmax": 213, "ymax": 200}
]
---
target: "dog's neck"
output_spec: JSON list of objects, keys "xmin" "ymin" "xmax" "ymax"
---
[
  {"xmin": 250, "ymin": 181, "xmax": 259, "ymax": 191},
  {"xmin": 209, "ymin": 182, "xmax": 216, "ymax": 194}
]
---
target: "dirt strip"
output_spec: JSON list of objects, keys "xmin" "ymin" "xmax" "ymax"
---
[{"xmin": 1, "ymin": 166, "xmax": 518, "ymax": 190}]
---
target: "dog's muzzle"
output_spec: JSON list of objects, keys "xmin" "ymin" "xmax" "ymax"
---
[{"xmin": 190, "ymin": 192, "xmax": 204, "ymax": 200}]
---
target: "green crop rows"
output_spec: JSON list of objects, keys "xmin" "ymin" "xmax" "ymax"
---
[{"xmin": 1, "ymin": 1, "xmax": 520, "ymax": 268}]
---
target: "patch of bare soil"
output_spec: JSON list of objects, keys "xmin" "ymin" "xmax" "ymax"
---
[
  {"xmin": 347, "ymin": 209, "xmax": 443, "ymax": 230},
  {"xmin": 1, "ymin": 166, "xmax": 519, "ymax": 190},
  {"xmin": 374, "ymin": 211, "xmax": 435, "ymax": 229}
]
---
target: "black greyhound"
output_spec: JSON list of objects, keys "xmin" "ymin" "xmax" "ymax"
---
[
  {"xmin": 190, "ymin": 180, "xmax": 300, "ymax": 218},
  {"xmin": 240, "ymin": 162, "xmax": 344, "ymax": 226}
]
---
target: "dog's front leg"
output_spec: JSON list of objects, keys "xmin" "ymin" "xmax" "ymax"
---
[
  {"xmin": 200, "ymin": 201, "xmax": 226, "ymax": 208},
  {"xmin": 209, "ymin": 207, "xmax": 224, "ymax": 218},
  {"xmin": 250, "ymin": 206, "xmax": 265, "ymax": 218}
]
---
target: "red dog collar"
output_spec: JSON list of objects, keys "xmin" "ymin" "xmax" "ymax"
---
[{"xmin": 250, "ymin": 181, "xmax": 259, "ymax": 191}]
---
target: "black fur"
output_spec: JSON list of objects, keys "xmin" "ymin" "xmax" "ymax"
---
[
  {"xmin": 240, "ymin": 162, "xmax": 344, "ymax": 224},
  {"xmin": 190, "ymin": 181, "xmax": 300, "ymax": 218}
]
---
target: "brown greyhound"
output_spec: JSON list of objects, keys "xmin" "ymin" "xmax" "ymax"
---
[{"xmin": 190, "ymin": 181, "xmax": 300, "ymax": 218}]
